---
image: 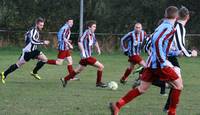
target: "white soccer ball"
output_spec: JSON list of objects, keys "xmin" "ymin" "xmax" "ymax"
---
[
  {"xmin": 191, "ymin": 50, "xmax": 198, "ymax": 57},
  {"xmin": 108, "ymin": 81, "xmax": 118, "ymax": 90}
]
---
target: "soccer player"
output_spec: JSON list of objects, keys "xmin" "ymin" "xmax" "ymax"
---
[
  {"xmin": 109, "ymin": 6, "xmax": 182, "ymax": 115},
  {"xmin": 46, "ymin": 18, "xmax": 79, "ymax": 80},
  {"xmin": 60, "ymin": 20, "xmax": 107, "ymax": 88},
  {"xmin": 1, "ymin": 17, "xmax": 50, "ymax": 83},
  {"xmin": 120, "ymin": 23, "xmax": 147, "ymax": 84},
  {"xmin": 163, "ymin": 6, "xmax": 197, "ymax": 112},
  {"xmin": 133, "ymin": 26, "xmax": 169, "ymax": 96}
]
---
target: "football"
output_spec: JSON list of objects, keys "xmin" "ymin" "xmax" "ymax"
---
[
  {"xmin": 191, "ymin": 50, "xmax": 198, "ymax": 57},
  {"xmin": 108, "ymin": 81, "xmax": 118, "ymax": 90}
]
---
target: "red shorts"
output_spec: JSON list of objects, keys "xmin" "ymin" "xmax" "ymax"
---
[
  {"xmin": 57, "ymin": 50, "xmax": 71, "ymax": 59},
  {"xmin": 128, "ymin": 55, "xmax": 143, "ymax": 64},
  {"xmin": 140, "ymin": 67, "xmax": 179, "ymax": 82},
  {"xmin": 79, "ymin": 57, "xmax": 97, "ymax": 66}
]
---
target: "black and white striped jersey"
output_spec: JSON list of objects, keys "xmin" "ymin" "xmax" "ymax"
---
[
  {"xmin": 23, "ymin": 27, "xmax": 44, "ymax": 52},
  {"xmin": 172, "ymin": 21, "xmax": 192, "ymax": 57},
  {"xmin": 144, "ymin": 34, "xmax": 153, "ymax": 56}
]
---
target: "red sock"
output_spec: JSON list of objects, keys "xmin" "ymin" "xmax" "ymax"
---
[
  {"xmin": 47, "ymin": 60, "xmax": 56, "ymax": 65},
  {"xmin": 64, "ymin": 71, "xmax": 76, "ymax": 81},
  {"xmin": 116, "ymin": 88, "xmax": 141, "ymax": 109},
  {"xmin": 168, "ymin": 89, "xmax": 181, "ymax": 115},
  {"xmin": 121, "ymin": 68, "xmax": 133, "ymax": 80},
  {"xmin": 96, "ymin": 70, "xmax": 102, "ymax": 84},
  {"xmin": 67, "ymin": 65, "xmax": 74, "ymax": 74}
]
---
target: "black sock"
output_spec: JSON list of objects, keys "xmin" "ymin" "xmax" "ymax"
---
[
  {"xmin": 160, "ymin": 86, "xmax": 166, "ymax": 94},
  {"xmin": 33, "ymin": 61, "xmax": 45, "ymax": 74},
  {"xmin": 152, "ymin": 79, "xmax": 166, "ymax": 94},
  {"xmin": 4, "ymin": 64, "xmax": 19, "ymax": 78},
  {"xmin": 152, "ymin": 79, "xmax": 165, "ymax": 87},
  {"xmin": 164, "ymin": 88, "xmax": 172, "ymax": 110}
]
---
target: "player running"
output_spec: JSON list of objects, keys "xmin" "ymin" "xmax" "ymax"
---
[
  {"xmin": 60, "ymin": 20, "xmax": 107, "ymax": 88},
  {"xmin": 120, "ymin": 23, "xmax": 147, "ymax": 84},
  {"xmin": 163, "ymin": 6, "xmax": 197, "ymax": 112},
  {"xmin": 109, "ymin": 6, "xmax": 182, "ymax": 115},
  {"xmin": 46, "ymin": 18, "xmax": 79, "ymax": 80},
  {"xmin": 1, "ymin": 17, "xmax": 50, "ymax": 83}
]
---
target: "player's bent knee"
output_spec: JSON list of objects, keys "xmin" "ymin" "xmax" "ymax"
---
[
  {"xmin": 41, "ymin": 57, "xmax": 48, "ymax": 62},
  {"xmin": 173, "ymin": 84, "xmax": 183, "ymax": 90},
  {"xmin": 178, "ymin": 84, "xmax": 183, "ymax": 90},
  {"xmin": 137, "ymin": 86, "xmax": 148, "ymax": 93},
  {"xmin": 56, "ymin": 61, "xmax": 63, "ymax": 65},
  {"xmin": 16, "ymin": 61, "xmax": 26, "ymax": 67},
  {"xmin": 68, "ymin": 61, "xmax": 73, "ymax": 65},
  {"xmin": 98, "ymin": 65, "xmax": 104, "ymax": 71},
  {"xmin": 101, "ymin": 64, "xmax": 104, "ymax": 69}
]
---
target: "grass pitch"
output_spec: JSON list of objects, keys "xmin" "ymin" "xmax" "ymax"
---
[{"xmin": 0, "ymin": 47, "xmax": 200, "ymax": 115}]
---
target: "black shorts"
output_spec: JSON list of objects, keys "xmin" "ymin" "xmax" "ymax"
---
[
  {"xmin": 19, "ymin": 50, "xmax": 41, "ymax": 62},
  {"xmin": 167, "ymin": 56, "xmax": 180, "ymax": 67}
]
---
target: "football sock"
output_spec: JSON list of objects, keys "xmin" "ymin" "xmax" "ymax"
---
[
  {"xmin": 67, "ymin": 65, "xmax": 74, "ymax": 74},
  {"xmin": 116, "ymin": 88, "xmax": 141, "ymax": 109},
  {"xmin": 168, "ymin": 89, "xmax": 181, "ymax": 114},
  {"xmin": 4, "ymin": 64, "xmax": 18, "ymax": 78},
  {"xmin": 164, "ymin": 88, "xmax": 172, "ymax": 110},
  {"xmin": 121, "ymin": 68, "xmax": 133, "ymax": 81},
  {"xmin": 64, "ymin": 71, "xmax": 76, "ymax": 81},
  {"xmin": 96, "ymin": 70, "xmax": 102, "ymax": 84},
  {"xmin": 47, "ymin": 60, "xmax": 56, "ymax": 65},
  {"xmin": 152, "ymin": 79, "xmax": 166, "ymax": 94},
  {"xmin": 33, "ymin": 61, "xmax": 45, "ymax": 74}
]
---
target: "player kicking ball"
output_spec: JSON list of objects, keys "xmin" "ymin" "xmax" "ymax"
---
[
  {"xmin": 120, "ymin": 23, "xmax": 147, "ymax": 84},
  {"xmin": 1, "ymin": 17, "xmax": 49, "ymax": 84},
  {"xmin": 60, "ymin": 20, "xmax": 107, "ymax": 88}
]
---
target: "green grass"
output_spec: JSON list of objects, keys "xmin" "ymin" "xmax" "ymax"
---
[{"xmin": 0, "ymin": 48, "xmax": 200, "ymax": 115}]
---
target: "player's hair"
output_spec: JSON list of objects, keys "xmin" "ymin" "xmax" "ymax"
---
[
  {"xmin": 35, "ymin": 17, "xmax": 45, "ymax": 24},
  {"xmin": 164, "ymin": 6, "xmax": 178, "ymax": 19},
  {"xmin": 86, "ymin": 20, "xmax": 96, "ymax": 28},
  {"xmin": 178, "ymin": 6, "xmax": 189, "ymax": 20},
  {"xmin": 135, "ymin": 22, "xmax": 142, "ymax": 26},
  {"xmin": 66, "ymin": 17, "xmax": 73, "ymax": 21}
]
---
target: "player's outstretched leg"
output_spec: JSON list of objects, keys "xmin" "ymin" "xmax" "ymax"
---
[
  {"xmin": 1, "ymin": 64, "xmax": 19, "ymax": 84},
  {"xmin": 0, "ymin": 72, "xmax": 6, "ymax": 84},
  {"xmin": 109, "ymin": 88, "xmax": 142, "ymax": 115},
  {"xmin": 120, "ymin": 67, "xmax": 133, "ymax": 84},
  {"xmin": 60, "ymin": 71, "xmax": 77, "ymax": 87},
  {"xmin": 120, "ymin": 63, "xmax": 135, "ymax": 85},
  {"xmin": 66, "ymin": 56, "xmax": 80, "ymax": 81},
  {"xmin": 109, "ymin": 81, "xmax": 151, "ymax": 114},
  {"xmin": 60, "ymin": 65, "xmax": 84, "ymax": 87},
  {"xmin": 109, "ymin": 102, "xmax": 119, "ymax": 115}
]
